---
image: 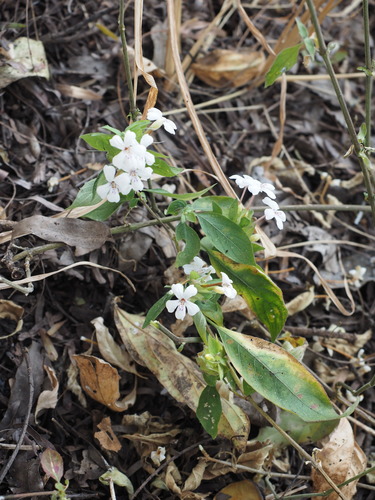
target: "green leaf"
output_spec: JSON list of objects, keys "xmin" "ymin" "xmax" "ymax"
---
[
  {"xmin": 146, "ymin": 185, "xmax": 213, "ymax": 201},
  {"xmin": 216, "ymin": 326, "xmax": 340, "ymax": 422},
  {"xmin": 265, "ymin": 44, "xmax": 302, "ymax": 88},
  {"xmin": 81, "ymin": 132, "xmax": 112, "ymax": 151},
  {"xmin": 192, "ymin": 196, "xmax": 239, "ymax": 216},
  {"xmin": 166, "ymin": 199, "xmax": 187, "ymax": 215},
  {"xmin": 357, "ymin": 123, "xmax": 367, "ymax": 143},
  {"xmin": 196, "ymin": 385, "xmax": 222, "ymax": 438},
  {"xmin": 151, "ymin": 156, "xmax": 183, "ymax": 177},
  {"xmin": 257, "ymin": 411, "xmax": 338, "ymax": 447},
  {"xmin": 197, "ymin": 213, "xmax": 255, "ymax": 265},
  {"xmin": 296, "ymin": 17, "xmax": 308, "ymax": 39},
  {"xmin": 100, "ymin": 467, "xmax": 134, "ymax": 496},
  {"xmin": 175, "ymin": 222, "xmax": 201, "ymax": 267},
  {"xmin": 193, "ymin": 311, "xmax": 208, "ymax": 343},
  {"xmin": 198, "ymin": 299, "xmax": 223, "ymax": 326},
  {"xmin": 208, "ymin": 251, "xmax": 287, "ymax": 339},
  {"xmin": 142, "ymin": 291, "xmax": 172, "ymax": 327}
]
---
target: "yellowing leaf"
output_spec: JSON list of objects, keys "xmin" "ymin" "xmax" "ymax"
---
[
  {"xmin": 217, "ymin": 326, "xmax": 340, "ymax": 422},
  {"xmin": 114, "ymin": 306, "xmax": 249, "ymax": 450}
]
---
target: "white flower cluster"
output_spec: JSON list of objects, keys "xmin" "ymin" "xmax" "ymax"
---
[
  {"xmin": 97, "ymin": 108, "xmax": 176, "ymax": 203},
  {"xmin": 230, "ymin": 174, "xmax": 286, "ymax": 230},
  {"xmin": 166, "ymin": 257, "xmax": 237, "ymax": 320}
]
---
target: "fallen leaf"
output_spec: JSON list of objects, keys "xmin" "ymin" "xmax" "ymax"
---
[
  {"xmin": 35, "ymin": 365, "xmax": 59, "ymax": 422},
  {"xmin": 191, "ymin": 49, "xmax": 265, "ymax": 88},
  {"xmin": 12, "ymin": 215, "xmax": 112, "ymax": 256},
  {"xmin": 311, "ymin": 418, "xmax": 367, "ymax": 500},
  {"xmin": 0, "ymin": 299, "xmax": 24, "ymax": 337},
  {"xmin": 40, "ymin": 448, "xmax": 64, "ymax": 483},
  {"xmin": 0, "ymin": 37, "xmax": 49, "ymax": 88},
  {"xmin": 92, "ymin": 317, "xmax": 140, "ymax": 376},
  {"xmin": 114, "ymin": 306, "xmax": 249, "ymax": 450},
  {"xmin": 73, "ymin": 354, "xmax": 132, "ymax": 412},
  {"xmin": 214, "ymin": 479, "xmax": 263, "ymax": 500},
  {"xmin": 95, "ymin": 416, "xmax": 122, "ymax": 452},
  {"xmin": 286, "ymin": 286, "xmax": 315, "ymax": 316}
]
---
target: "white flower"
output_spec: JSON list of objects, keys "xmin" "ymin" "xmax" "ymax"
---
[
  {"xmin": 150, "ymin": 446, "xmax": 166, "ymax": 466},
  {"xmin": 215, "ymin": 272, "xmax": 237, "ymax": 299},
  {"xmin": 116, "ymin": 163, "xmax": 153, "ymax": 194},
  {"xmin": 183, "ymin": 257, "xmax": 214, "ymax": 280},
  {"xmin": 230, "ymin": 174, "xmax": 276, "ymax": 199},
  {"xmin": 110, "ymin": 130, "xmax": 155, "ymax": 169},
  {"xmin": 147, "ymin": 107, "xmax": 177, "ymax": 135},
  {"xmin": 348, "ymin": 266, "xmax": 366, "ymax": 287},
  {"xmin": 166, "ymin": 284, "xmax": 200, "ymax": 320},
  {"xmin": 263, "ymin": 197, "xmax": 286, "ymax": 230},
  {"xmin": 96, "ymin": 165, "xmax": 131, "ymax": 202}
]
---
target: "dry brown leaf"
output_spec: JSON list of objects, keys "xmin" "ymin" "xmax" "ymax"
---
[
  {"xmin": 0, "ymin": 299, "xmax": 24, "ymax": 337},
  {"xmin": 55, "ymin": 83, "xmax": 102, "ymax": 101},
  {"xmin": 191, "ymin": 49, "xmax": 265, "ymax": 88},
  {"xmin": 286, "ymin": 286, "xmax": 315, "ymax": 316},
  {"xmin": 12, "ymin": 215, "xmax": 112, "ymax": 256},
  {"xmin": 114, "ymin": 307, "xmax": 249, "ymax": 450},
  {"xmin": 94, "ymin": 416, "xmax": 122, "ymax": 452},
  {"xmin": 214, "ymin": 479, "xmax": 263, "ymax": 500},
  {"xmin": 203, "ymin": 441, "xmax": 272, "ymax": 480},
  {"xmin": 92, "ymin": 317, "xmax": 140, "ymax": 376},
  {"xmin": 73, "ymin": 354, "xmax": 131, "ymax": 412},
  {"xmin": 183, "ymin": 460, "xmax": 207, "ymax": 492},
  {"xmin": 311, "ymin": 418, "xmax": 367, "ymax": 500},
  {"xmin": 35, "ymin": 365, "xmax": 59, "ymax": 422}
]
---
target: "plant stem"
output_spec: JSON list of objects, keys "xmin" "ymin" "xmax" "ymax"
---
[
  {"xmin": 306, "ymin": 0, "xmax": 375, "ymax": 224},
  {"xmin": 362, "ymin": 0, "xmax": 372, "ymax": 147},
  {"xmin": 118, "ymin": 0, "xmax": 137, "ymax": 121}
]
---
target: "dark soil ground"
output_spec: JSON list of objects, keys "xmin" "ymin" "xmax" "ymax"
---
[{"xmin": 0, "ymin": 1, "xmax": 374, "ymax": 499}]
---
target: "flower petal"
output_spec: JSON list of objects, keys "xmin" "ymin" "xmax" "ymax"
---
[
  {"xmin": 262, "ymin": 197, "xmax": 279, "ymax": 210},
  {"xmin": 170, "ymin": 283, "xmax": 184, "ymax": 299},
  {"xmin": 184, "ymin": 285, "xmax": 198, "ymax": 299},
  {"xmin": 185, "ymin": 301, "xmax": 200, "ymax": 316},
  {"xmin": 97, "ymin": 183, "xmax": 110, "ymax": 200},
  {"xmin": 140, "ymin": 134, "xmax": 154, "ymax": 148},
  {"xmin": 163, "ymin": 119, "xmax": 177, "ymax": 134},
  {"xmin": 109, "ymin": 135, "xmax": 125, "ymax": 150},
  {"xmin": 147, "ymin": 107, "xmax": 163, "ymax": 121},
  {"xmin": 166, "ymin": 299, "xmax": 179, "ymax": 313},
  {"xmin": 107, "ymin": 187, "xmax": 120, "ymax": 203},
  {"xmin": 103, "ymin": 164, "xmax": 116, "ymax": 182},
  {"xmin": 175, "ymin": 304, "xmax": 187, "ymax": 320}
]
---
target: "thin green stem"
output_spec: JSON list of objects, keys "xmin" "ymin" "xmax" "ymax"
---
[
  {"xmin": 306, "ymin": 0, "xmax": 375, "ymax": 224},
  {"xmin": 363, "ymin": 0, "xmax": 372, "ymax": 147},
  {"xmin": 118, "ymin": 0, "xmax": 137, "ymax": 121},
  {"xmin": 151, "ymin": 321, "xmax": 201, "ymax": 344}
]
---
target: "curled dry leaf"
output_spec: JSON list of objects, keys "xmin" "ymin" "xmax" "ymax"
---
[
  {"xmin": 311, "ymin": 418, "xmax": 367, "ymax": 500},
  {"xmin": 35, "ymin": 365, "xmax": 59, "ymax": 422},
  {"xmin": 92, "ymin": 317, "xmax": 140, "ymax": 376},
  {"xmin": 286, "ymin": 286, "xmax": 315, "ymax": 316},
  {"xmin": 0, "ymin": 299, "xmax": 24, "ymax": 337},
  {"xmin": 191, "ymin": 49, "xmax": 265, "ymax": 88},
  {"xmin": 94, "ymin": 416, "xmax": 122, "ymax": 452},
  {"xmin": 12, "ymin": 215, "xmax": 112, "ymax": 256},
  {"xmin": 73, "ymin": 354, "xmax": 133, "ymax": 412},
  {"xmin": 114, "ymin": 306, "xmax": 249, "ymax": 450}
]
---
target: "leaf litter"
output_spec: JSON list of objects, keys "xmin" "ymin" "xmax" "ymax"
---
[{"xmin": 0, "ymin": 1, "xmax": 374, "ymax": 499}]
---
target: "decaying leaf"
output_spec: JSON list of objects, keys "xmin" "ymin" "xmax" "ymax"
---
[
  {"xmin": 40, "ymin": 448, "xmax": 64, "ymax": 483},
  {"xmin": 92, "ymin": 317, "xmax": 140, "ymax": 376},
  {"xmin": 191, "ymin": 49, "xmax": 265, "ymax": 88},
  {"xmin": 12, "ymin": 215, "xmax": 112, "ymax": 256},
  {"xmin": 214, "ymin": 479, "xmax": 263, "ymax": 500},
  {"xmin": 35, "ymin": 365, "xmax": 59, "ymax": 422},
  {"xmin": 203, "ymin": 441, "xmax": 273, "ymax": 480},
  {"xmin": 311, "ymin": 418, "xmax": 367, "ymax": 500},
  {"xmin": 73, "ymin": 354, "xmax": 133, "ymax": 412},
  {"xmin": 94, "ymin": 416, "xmax": 122, "ymax": 452},
  {"xmin": 0, "ymin": 37, "xmax": 49, "ymax": 89},
  {"xmin": 0, "ymin": 299, "xmax": 24, "ymax": 337},
  {"xmin": 114, "ymin": 306, "xmax": 249, "ymax": 450},
  {"xmin": 286, "ymin": 286, "xmax": 315, "ymax": 316}
]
